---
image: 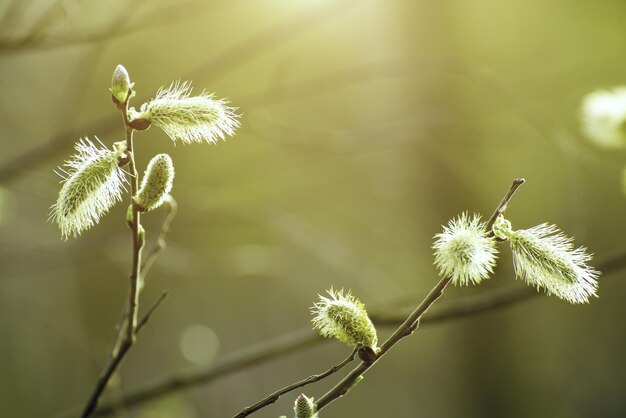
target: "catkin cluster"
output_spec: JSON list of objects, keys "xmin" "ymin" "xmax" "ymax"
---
[
  {"xmin": 431, "ymin": 211, "xmax": 599, "ymax": 304},
  {"xmin": 51, "ymin": 65, "xmax": 239, "ymax": 238}
]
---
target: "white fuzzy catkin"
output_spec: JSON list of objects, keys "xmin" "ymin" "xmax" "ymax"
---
[
  {"xmin": 510, "ymin": 224, "xmax": 599, "ymax": 303},
  {"xmin": 493, "ymin": 217, "xmax": 599, "ymax": 304},
  {"xmin": 581, "ymin": 87, "xmax": 626, "ymax": 148},
  {"xmin": 51, "ymin": 138, "xmax": 126, "ymax": 239},
  {"xmin": 132, "ymin": 81, "xmax": 239, "ymax": 144},
  {"xmin": 433, "ymin": 213, "xmax": 498, "ymax": 286},
  {"xmin": 134, "ymin": 154, "xmax": 174, "ymax": 212},
  {"xmin": 311, "ymin": 288, "xmax": 378, "ymax": 350}
]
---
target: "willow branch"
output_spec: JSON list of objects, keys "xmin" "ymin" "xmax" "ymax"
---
[
  {"xmin": 315, "ymin": 179, "xmax": 524, "ymax": 411},
  {"xmin": 90, "ymin": 245, "xmax": 626, "ymax": 417},
  {"xmin": 233, "ymin": 348, "xmax": 357, "ymax": 418}
]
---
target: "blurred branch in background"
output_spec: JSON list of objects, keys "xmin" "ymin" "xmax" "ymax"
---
[
  {"xmin": 86, "ymin": 248, "xmax": 626, "ymax": 417},
  {"xmin": 0, "ymin": 0, "xmax": 361, "ymax": 183},
  {"xmin": 0, "ymin": 0, "xmax": 214, "ymax": 52}
]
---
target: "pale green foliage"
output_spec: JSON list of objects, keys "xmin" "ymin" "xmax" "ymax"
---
[
  {"xmin": 581, "ymin": 87, "xmax": 626, "ymax": 148},
  {"xmin": 51, "ymin": 138, "xmax": 126, "ymax": 239},
  {"xmin": 134, "ymin": 154, "xmax": 174, "ymax": 212},
  {"xmin": 294, "ymin": 394, "xmax": 318, "ymax": 418},
  {"xmin": 131, "ymin": 81, "xmax": 239, "ymax": 144},
  {"xmin": 111, "ymin": 64, "xmax": 132, "ymax": 104},
  {"xmin": 432, "ymin": 213, "xmax": 498, "ymax": 286},
  {"xmin": 311, "ymin": 288, "xmax": 378, "ymax": 350},
  {"xmin": 494, "ymin": 216, "xmax": 600, "ymax": 304}
]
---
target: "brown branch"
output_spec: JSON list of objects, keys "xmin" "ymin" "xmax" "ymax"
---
[
  {"xmin": 77, "ymin": 290, "xmax": 168, "ymax": 418},
  {"xmin": 232, "ymin": 348, "xmax": 358, "ymax": 418},
  {"xmin": 315, "ymin": 179, "xmax": 525, "ymax": 411}
]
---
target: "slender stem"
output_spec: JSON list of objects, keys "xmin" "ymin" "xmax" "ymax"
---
[
  {"xmin": 122, "ymin": 103, "xmax": 143, "ymax": 341},
  {"xmin": 233, "ymin": 348, "xmax": 357, "ymax": 418},
  {"xmin": 486, "ymin": 178, "xmax": 525, "ymax": 238},
  {"xmin": 78, "ymin": 95, "xmax": 146, "ymax": 418},
  {"xmin": 316, "ymin": 179, "xmax": 525, "ymax": 411}
]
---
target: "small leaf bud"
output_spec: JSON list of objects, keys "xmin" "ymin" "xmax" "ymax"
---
[{"xmin": 111, "ymin": 65, "xmax": 132, "ymax": 104}]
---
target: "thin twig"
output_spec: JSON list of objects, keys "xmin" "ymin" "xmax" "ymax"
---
[
  {"xmin": 315, "ymin": 179, "xmax": 525, "ymax": 411},
  {"xmin": 137, "ymin": 291, "xmax": 169, "ymax": 333},
  {"xmin": 141, "ymin": 195, "xmax": 177, "ymax": 278},
  {"xmin": 111, "ymin": 195, "xmax": 177, "ymax": 357},
  {"xmin": 233, "ymin": 348, "xmax": 358, "ymax": 418}
]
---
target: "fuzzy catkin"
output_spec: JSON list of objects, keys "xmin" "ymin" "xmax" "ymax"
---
[
  {"xmin": 311, "ymin": 289, "xmax": 378, "ymax": 350},
  {"xmin": 508, "ymin": 224, "xmax": 599, "ymax": 304},
  {"xmin": 132, "ymin": 81, "xmax": 239, "ymax": 144},
  {"xmin": 134, "ymin": 154, "xmax": 174, "ymax": 212},
  {"xmin": 51, "ymin": 138, "xmax": 126, "ymax": 239},
  {"xmin": 433, "ymin": 213, "xmax": 498, "ymax": 286}
]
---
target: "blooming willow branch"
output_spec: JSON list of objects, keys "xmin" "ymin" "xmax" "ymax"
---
[{"xmin": 63, "ymin": 64, "xmax": 240, "ymax": 418}]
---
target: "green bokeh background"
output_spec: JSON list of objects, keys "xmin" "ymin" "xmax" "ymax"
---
[{"xmin": 1, "ymin": 1, "xmax": 625, "ymax": 417}]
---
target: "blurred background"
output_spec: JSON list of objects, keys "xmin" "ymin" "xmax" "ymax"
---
[{"xmin": 1, "ymin": 0, "xmax": 625, "ymax": 417}]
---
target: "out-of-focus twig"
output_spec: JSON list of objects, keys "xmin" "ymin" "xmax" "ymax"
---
[{"xmin": 0, "ymin": 0, "xmax": 361, "ymax": 183}]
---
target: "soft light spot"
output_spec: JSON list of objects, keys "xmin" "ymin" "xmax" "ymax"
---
[{"xmin": 179, "ymin": 324, "xmax": 219, "ymax": 366}]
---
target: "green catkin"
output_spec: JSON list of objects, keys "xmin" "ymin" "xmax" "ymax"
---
[
  {"xmin": 311, "ymin": 289, "xmax": 378, "ymax": 350},
  {"xmin": 493, "ymin": 216, "xmax": 600, "ymax": 304},
  {"xmin": 129, "ymin": 81, "xmax": 239, "ymax": 144},
  {"xmin": 432, "ymin": 213, "xmax": 498, "ymax": 286},
  {"xmin": 51, "ymin": 138, "xmax": 127, "ymax": 239},
  {"xmin": 134, "ymin": 154, "xmax": 174, "ymax": 212}
]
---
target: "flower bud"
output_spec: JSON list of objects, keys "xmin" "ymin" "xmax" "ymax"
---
[
  {"xmin": 111, "ymin": 65, "xmax": 132, "ymax": 104},
  {"xmin": 134, "ymin": 154, "xmax": 174, "ymax": 212},
  {"xmin": 492, "ymin": 215, "xmax": 513, "ymax": 240},
  {"xmin": 311, "ymin": 288, "xmax": 378, "ymax": 351},
  {"xmin": 294, "ymin": 394, "xmax": 317, "ymax": 418}
]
